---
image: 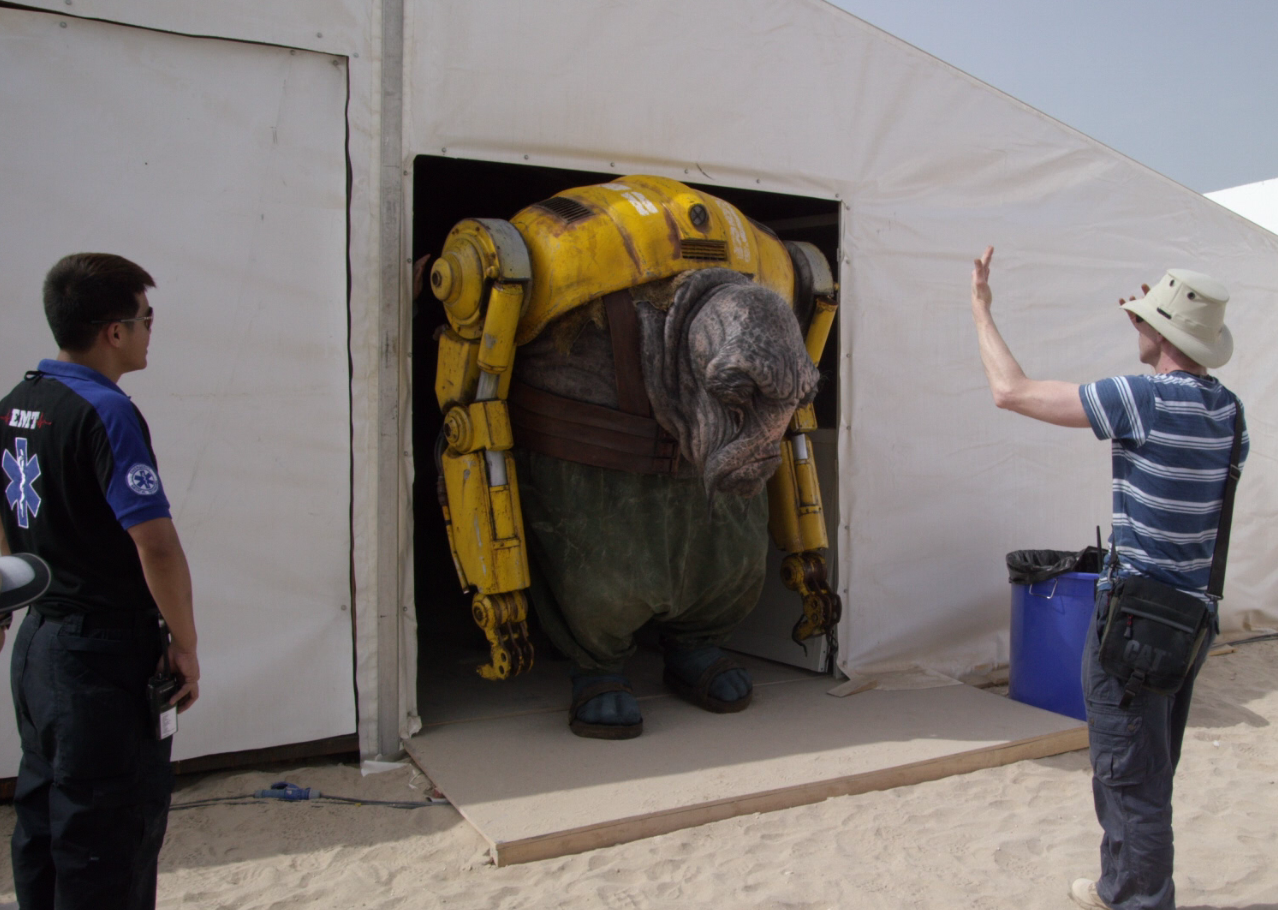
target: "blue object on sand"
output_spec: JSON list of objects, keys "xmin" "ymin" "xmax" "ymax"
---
[{"xmin": 253, "ymin": 781, "xmax": 321, "ymax": 800}]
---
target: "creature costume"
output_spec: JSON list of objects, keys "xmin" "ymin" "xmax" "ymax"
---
[
  {"xmin": 1079, "ymin": 372, "xmax": 1247, "ymax": 910},
  {"xmin": 429, "ymin": 176, "xmax": 840, "ymax": 734},
  {"xmin": 510, "ymin": 272, "xmax": 777, "ymax": 671},
  {"xmin": 2, "ymin": 360, "xmax": 174, "ymax": 910}
]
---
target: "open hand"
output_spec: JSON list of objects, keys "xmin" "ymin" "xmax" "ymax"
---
[
  {"xmin": 412, "ymin": 254, "xmax": 432, "ymax": 301},
  {"xmin": 971, "ymin": 246, "xmax": 994, "ymax": 309}
]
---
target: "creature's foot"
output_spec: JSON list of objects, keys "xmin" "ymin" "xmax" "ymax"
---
[
  {"xmin": 568, "ymin": 670, "xmax": 643, "ymax": 739},
  {"xmin": 662, "ymin": 646, "xmax": 753, "ymax": 713}
]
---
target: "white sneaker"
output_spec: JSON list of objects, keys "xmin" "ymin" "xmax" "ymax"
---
[{"xmin": 1069, "ymin": 879, "xmax": 1113, "ymax": 910}]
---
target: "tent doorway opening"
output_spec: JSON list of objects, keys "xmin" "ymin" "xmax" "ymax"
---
[{"xmin": 411, "ymin": 155, "xmax": 841, "ymax": 719}]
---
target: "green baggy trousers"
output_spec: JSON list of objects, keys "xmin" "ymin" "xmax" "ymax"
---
[{"xmin": 515, "ymin": 450, "xmax": 770, "ymax": 673}]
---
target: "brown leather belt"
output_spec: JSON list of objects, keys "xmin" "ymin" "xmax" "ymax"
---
[
  {"xmin": 509, "ymin": 382, "xmax": 684, "ymax": 474},
  {"xmin": 509, "ymin": 289, "xmax": 686, "ymax": 475}
]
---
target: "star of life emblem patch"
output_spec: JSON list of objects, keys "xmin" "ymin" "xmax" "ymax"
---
[
  {"xmin": 126, "ymin": 463, "xmax": 161, "ymax": 496},
  {"xmin": 3, "ymin": 437, "xmax": 42, "ymax": 529}
]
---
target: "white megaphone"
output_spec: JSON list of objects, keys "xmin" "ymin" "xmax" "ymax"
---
[{"xmin": 0, "ymin": 553, "xmax": 51, "ymax": 616}]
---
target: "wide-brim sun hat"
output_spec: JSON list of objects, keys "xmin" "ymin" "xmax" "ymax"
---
[
  {"xmin": 0, "ymin": 553, "xmax": 51, "ymax": 616},
  {"xmin": 1121, "ymin": 269, "xmax": 1232, "ymax": 368}
]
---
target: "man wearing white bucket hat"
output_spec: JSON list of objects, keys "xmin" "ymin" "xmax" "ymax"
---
[{"xmin": 969, "ymin": 247, "xmax": 1248, "ymax": 910}]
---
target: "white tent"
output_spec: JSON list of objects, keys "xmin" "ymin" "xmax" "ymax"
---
[
  {"xmin": 1209, "ymin": 178, "xmax": 1278, "ymax": 237},
  {"xmin": 1, "ymin": 0, "xmax": 1275, "ymax": 771}
]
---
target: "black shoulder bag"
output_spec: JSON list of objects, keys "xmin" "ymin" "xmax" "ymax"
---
[{"xmin": 1097, "ymin": 395, "xmax": 1244, "ymax": 707}]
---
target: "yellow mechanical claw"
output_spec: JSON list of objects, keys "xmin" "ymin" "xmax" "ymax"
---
[
  {"xmin": 471, "ymin": 591, "xmax": 534, "ymax": 680},
  {"xmin": 781, "ymin": 551, "xmax": 842, "ymax": 644}
]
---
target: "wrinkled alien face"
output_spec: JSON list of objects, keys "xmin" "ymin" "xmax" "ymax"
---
[{"xmin": 686, "ymin": 283, "xmax": 820, "ymax": 497}]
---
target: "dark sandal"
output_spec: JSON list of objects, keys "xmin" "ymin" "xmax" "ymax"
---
[
  {"xmin": 568, "ymin": 679, "xmax": 644, "ymax": 740},
  {"xmin": 663, "ymin": 655, "xmax": 753, "ymax": 713}
]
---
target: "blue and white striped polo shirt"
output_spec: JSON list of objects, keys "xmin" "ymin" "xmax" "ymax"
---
[{"xmin": 1079, "ymin": 372, "xmax": 1248, "ymax": 606}]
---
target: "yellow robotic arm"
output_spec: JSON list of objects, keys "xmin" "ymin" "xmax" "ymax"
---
[
  {"xmin": 431, "ymin": 218, "xmax": 534, "ymax": 680},
  {"xmin": 765, "ymin": 242, "xmax": 843, "ymax": 647}
]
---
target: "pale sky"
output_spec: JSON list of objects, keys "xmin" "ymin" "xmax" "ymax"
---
[{"xmin": 826, "ymin": 0, "xmax": 1278, "ymax": 194}]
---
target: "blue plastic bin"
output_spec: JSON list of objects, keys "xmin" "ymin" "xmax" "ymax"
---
[{"xmin": 1008, "ymin": 571, "xmax": 1097, "ymax": 720}]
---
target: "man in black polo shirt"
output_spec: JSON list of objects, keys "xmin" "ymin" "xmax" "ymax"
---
[{"xmin": 0, "ymin": 253, "xmax": 199, "ymax": 910}]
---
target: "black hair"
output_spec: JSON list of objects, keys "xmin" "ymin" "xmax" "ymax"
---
[{"xmin": 42, "ymin": 253, "xmax": 155, "ymax": 352}]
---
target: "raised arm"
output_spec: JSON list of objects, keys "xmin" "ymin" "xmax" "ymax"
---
[
  {"xmin": 969, "ymin": 246, "xmax": 1090, "ymax": 428},
  {"xmin": 128, "ymin": 517, "xmax": 200, "ymax": 712}
]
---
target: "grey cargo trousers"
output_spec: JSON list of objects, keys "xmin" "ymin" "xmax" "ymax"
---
[{"xmin": 1082, "ymin": 587, "xmax": 1214, "ymax": 910}]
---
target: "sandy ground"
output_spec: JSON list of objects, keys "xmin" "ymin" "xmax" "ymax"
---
[{"xmin": 1, "ymin": 639, "xmax": 1275, "ymax": 910}]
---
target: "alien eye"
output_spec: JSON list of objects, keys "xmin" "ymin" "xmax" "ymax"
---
[{"xmin": 711, "ymin": 370, "xmax": 754, "ymax": 406}]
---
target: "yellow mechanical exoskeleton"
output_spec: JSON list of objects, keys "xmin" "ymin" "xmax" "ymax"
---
[{"xmin": 431, "ymin": 175, "xmax": 840, "ymax": 679}]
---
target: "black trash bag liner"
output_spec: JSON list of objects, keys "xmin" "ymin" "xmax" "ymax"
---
[{"xmin": 1006, "ymin": 546, "xmax": 1106, "ymax": 585}]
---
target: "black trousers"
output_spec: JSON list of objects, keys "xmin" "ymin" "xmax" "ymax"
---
[{"xmin": 9, "ymin": 610, "xmax": 173, "ymax": 910}]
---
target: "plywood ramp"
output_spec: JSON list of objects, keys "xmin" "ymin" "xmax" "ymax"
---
[{"xmin": 405, "ymin": 666, "xmax": 1086, "ymax": 866}]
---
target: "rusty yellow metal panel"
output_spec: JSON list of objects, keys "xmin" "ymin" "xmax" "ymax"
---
[
  {"xmin": 793, "ymin": 456, "xmax": 827, "ymax": 550},
  {"xmin": 767, "ymin": 437, "xmax": 828, "ymax": 554},
  {"xmin": 511, "ymin": 175, "xmax": 796, "ymax": 345},
  {"xmin": 435, "ymin": 327, "xmax": 481, "ymax": 411},
  {"xmin": 767, "ymin": 442, "xmax": 804, "ymax": 554},
  {"xmin": 441, "ymin": 451, "xmax": 529, "ymax": 595},
  {"xmin": 805, "ymin": 297, "xmax": 838, "ymax": 366},
  {"xmin": 441, "ymin": 399, "xmax": 512, "ymax": 456},
  {"xmin": 790, "ymin": 403, "xmax": 819, "ymax": 435},
  {"xmin": 477, "ymin": 281, "xmax": 524, "ymax": 374}
]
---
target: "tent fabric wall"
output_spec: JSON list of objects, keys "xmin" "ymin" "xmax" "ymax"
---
[
  {"xmin": 6, "ymin": 0, "xmax": 414, "ymax": 759},
  {"xmin": 3, "ymin": 0, "xmax": 1274, "ymax": 761},
  {"xmin": 6, "ymin": 0, "xmax": 427, "ymax": 760},
  {"xmin": 405, "ymin": 0, "xmax": 1278, "ymax": 678},
  {"xmin": 0, "ymin": 10, "xmax": 358, "ymax": 772}
]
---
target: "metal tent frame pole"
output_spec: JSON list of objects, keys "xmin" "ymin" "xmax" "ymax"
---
[{"xmin": 375, "ymin": 0, "xmax": 405, "ymax": 760}]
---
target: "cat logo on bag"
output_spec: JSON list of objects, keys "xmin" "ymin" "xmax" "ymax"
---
[{"xmin": 1123, "ymin": 639, "xmax": 1168, "ymax": 673}]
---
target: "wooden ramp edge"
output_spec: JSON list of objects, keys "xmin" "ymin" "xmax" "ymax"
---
[
  {"xmin": 405, "ymin": 677, "xmax": 1089, "ymax": 868},
  {"xmin": 482, "ymin": 724, "xmax": 1087, "ymax": 866}
]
